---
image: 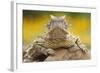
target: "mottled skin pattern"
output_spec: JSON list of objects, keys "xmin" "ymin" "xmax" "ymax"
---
[{"xmin": 23, "ymin": 15, "xmax": 90, "ymax": 62}]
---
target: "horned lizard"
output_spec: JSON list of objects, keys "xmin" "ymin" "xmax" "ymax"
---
[{"xmin": 23, "ymin": 15, "xmax": 90, "ymax": 62}]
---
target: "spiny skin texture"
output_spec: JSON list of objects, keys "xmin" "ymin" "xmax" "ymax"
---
[{"xmin": 23, "ymin": 15, "xmax": 90, "ymax": 62}]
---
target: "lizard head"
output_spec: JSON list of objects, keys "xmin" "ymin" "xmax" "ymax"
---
[{"xmin": 47, "ymin": 15, "xmax": 69, "ymax": 39}]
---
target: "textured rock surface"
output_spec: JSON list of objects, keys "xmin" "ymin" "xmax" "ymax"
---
[
  {"xmin": 45, "ymin": 48, "xmax": 90, "ymax": 61},
  {"xmin": 23, "ymin": 15, "xmax": 90, "ymax": 62}
]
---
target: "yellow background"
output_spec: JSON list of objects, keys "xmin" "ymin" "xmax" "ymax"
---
[{"xmin": 23, "ymin": 10, "xmax": 91, "ymax": 49}]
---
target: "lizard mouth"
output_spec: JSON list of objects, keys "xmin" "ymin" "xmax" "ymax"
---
[{"xmin": 48, "ymin": 26, "xmax": 69, "ymax": 40}]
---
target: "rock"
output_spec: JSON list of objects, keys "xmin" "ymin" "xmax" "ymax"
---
[{"xmin": 45, "ymin": 47, "xmax": 90, "ymax": 61}]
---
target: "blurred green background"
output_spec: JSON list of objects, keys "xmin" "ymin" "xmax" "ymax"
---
[{"xmin": 23, "ymin": 10, "xmax": 91, "ymax": 49}]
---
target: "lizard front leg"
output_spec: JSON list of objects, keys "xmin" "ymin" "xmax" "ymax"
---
[
  {"xmin": 23, "ymin": 43, "xmax": 55, "ymax": 62},
  {"xmin": 75, "ymin": 38, "xmax": 88, "ymax": 53}
]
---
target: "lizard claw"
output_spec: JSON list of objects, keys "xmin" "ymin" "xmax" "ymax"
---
[{"xmin": 46, "ymin": 48, "xmax": 55, "ymax": 56}]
